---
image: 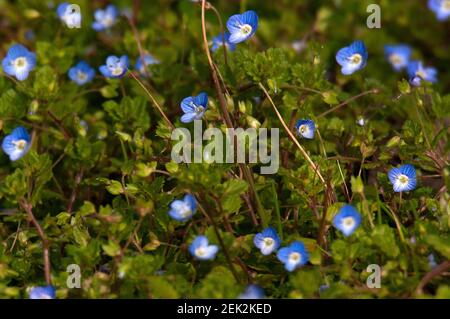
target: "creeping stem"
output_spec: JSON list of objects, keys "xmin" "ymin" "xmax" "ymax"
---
[
  {"xmin": 129, "ymin": 71, "xmax": 174, "ymax": 130},
  {"xmin": 258, "ymin": 82, "xmax": 326, "ymax": 185},
  {"xmin": 19, "ymin": 199, "xmax": 52, "ymax": 286},
  {"xmin": 200, "ymin": 0, "xmax": 267, "ymax": 227}
]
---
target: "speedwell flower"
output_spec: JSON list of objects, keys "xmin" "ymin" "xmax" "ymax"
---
[
  {"xmin": 335, "ymin": 40, "xmax": 368, "ymax": 75},
  {"xmin": 384, "ymin": 44, "xmax": 412, "ymax": 71},
  {"xmin": 1, "ymin": 44, "xmax": 36, "ymax": 81},
  {"xmin": 68, "ymin": 61, "xmax": 95, "ymax": 85},
  {"xmin": 92, "ymin": 4, "xmax": 118, "ymax": 31},
  {"xmin": 135, "ymin": 54, "xmax": 160, "ymax": 77},
  {"xmin": 276, "ymin": 241, "xmax": 309, "ymax": 272},
  {"xmin": 226, "ymin": 10, "xmax": 258, "ymax": 44},
  {"xmin": 189, "ymin": 235, "xmax": 219, "ymax": 261},
  {"xmin": 168, "ymin": 194, "xmax": 197, "ymax": 222},
  {"xmin": 428, "ymin": 0, "xmax": 450, "ymax": 21},
  {"xmin": 99, "ymin": 55, "xmax": 129, "ymax": 79},
  {"xmin": 211, "ymin": 32, "xmax": 236, "ymax": 53},
  {"xmin": 407, "ymin": 61, "xmax": 437, "ymax": 86},
  {"xmin": 57, "ymin": 2, "xmax": 81, "ymax": 28},
  {"xmin": 180, "ymin": 92, "xmax": 208, "ymax": 123},
  {"xmin": 2, "ymin": 126, "xmax": 31, "ymax": 161},
  {"xmin": 388, "ymin": 164, "xmax": 417, "ymax": 192},
  {"xmin": 295, "ymin": 119, "xmax": 315, "ymax": 139},
  {"xmin": 253, "ymin": 227, "xmax": 281, "ymax": 255},
  {"xmin": 238, "ymin": 284, "xmax": 265, "ymax": 299},
  {"xmin": 332, "ymin": 204, "xmax": 362, "ymax": 237},
  {"xmin": 29, "ymin": 285, "xmax": 56, "ymax": 299}
]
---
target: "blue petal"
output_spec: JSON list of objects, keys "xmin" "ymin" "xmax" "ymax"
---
[
  {"xmin": 184, "ymin": 194, "xmax": 197, "ymax": 212},
  {"xmin": 180, "ymin": 113, "xmax": 197, "ymax": 123},
  {"xmin": 335, "ymin": 47, "xmax": 354, "ymax": 66},
  {"xmin": 194, "ymin": 92, "xmax": 208, "ymax": 107},
  {"xmin": 99, "ymin": 65, "xmax": 111, "ymax": 77},
  {"xmin": 276, "ymin": 247, "xmax": 291, "ymax": 264},
  {"xmin": 29, "ymin": 285, "xmax": 56, "ymax": 299},
  {"xmin": 253, "ymin": 233, "xmax": 265, "ymax": 250},
  {"xmin": 181, "ymin": 97, "xmax": 195, "ymax": 113}
]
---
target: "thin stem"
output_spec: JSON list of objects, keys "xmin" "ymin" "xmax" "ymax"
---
[
  {"xmin": 19, "ymin": 199, "xmax": 51, "ymax": 285},
  {"xmin": 258, "ymin": 82, "xmax": 326, "ymax": 185},
  {"xmin": 317, "ymin": 89, "xmax": 379, "ymax": 118},
  {"xmin": 129, "ymin": 72, "xmax": 174, "ymax": 130},
  {"xmin": 208, "ymin": 3, "xmax": 228, "ymax": 66},
  {"xmin": 197, "ymin": 200, "xmax": 241, "ymax": 283},
  {"xmin": 200, "ymin": 0, "xmax": 266, "ymax": 226}
]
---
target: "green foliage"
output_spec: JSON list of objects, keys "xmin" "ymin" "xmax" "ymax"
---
[{"xmin": 0, "ymin": 0, "xmax": 448, "ymax": 299}]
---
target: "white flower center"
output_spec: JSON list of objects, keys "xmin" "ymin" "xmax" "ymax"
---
[
  {"xmin": 177, "ymin": 203, "xmax": 192, "ymax": 218},
  {"xmin": 77, "ymin": 71, "xmax": 87, "ymax": 81},
  {"xmin": 416, "ymin": 69, "xmax": 427, "ymax": 79},
  {"xmin": 349, "ymin": 53, "xmax": 362, "ymax": 65},
  {"xmin": 240, "ymin": 24, "xmax": 252, "ymax": 35},
  {"xmin": 299, "ymin": 124, "xmax": 308, "ymax": 135},
  {"xmin": 14, "ymin": 57, "xmax": 27, "ymax": 70},
  {"xmin": 111, "ymin": 66, "xmax": 124, "ymax": 76},
  {"xmin": 289, "ymin": 252, "xmax": 301, "ymax": 264},
  {"xmin": 13, "ymin": 139, "xmax": 27, "ymax": 150},
  {"xmin": 102, "ymin": 16, "xmax": 114, "ymax": 27},
  {"xmin": 443, "ymin": 0, "xmax": 450, "ymax": 11},
  {"xmin": 389, "ymin": 54, "xmax": 403, "ymax": 65},
  {"xmin": 343, "ymin": 216, "xmax": 355, "ymax": 229},
  {"xmin": 397, "ymin": 174, "xmax": 409, "ymax": 186},
  {"xmin": 263, "ymin": 238, "xmax": 274, "ymax": 248},
  {"xmin": 195, "ymin": 246, "xmax": 207, "ymax": 257}
]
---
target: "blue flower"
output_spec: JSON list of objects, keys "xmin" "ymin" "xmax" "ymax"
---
[
  {"xmin": 335, "ymin": 41, "xmax": 368, "ymax": 75},
  {"xmin": 407, "ymin": 61, "xmax": 438, "ymax": 86},
  {"xmin": 189, "ymin": 235, "xmax": 219, "ymax": 261},
  {"xmin": 99, "ymin": 55, "xmax": 129, "ymax": 79},
  {"xmin": 92, "ymin": 5, "xmax": 118, "ymax": 31},
  {"xmin": 168, "ymin": 194, "xmax": 197, "ymax": 222},
  {"xmin": 68, "ymin": 61, "xmax": 95, "ymax": 85},
  {"xmin": 211, "ymin": 32, "xmax": 236, "ymax": 53},
  {"xmin": 295, "ymin": 119, "xmax": 315, "ymax": 139},
  {"xmin": 388, "ymin": 164, "xmax": 417, "ymax": 192},
  {"xmin": 238, "ymin": 284, "xmax": 265, "ymax": 299},
  {"xmin": 226, "ymin": 10, "xmax": 258, "ymax": 44},
  {"xmin": 2, "ymin": 126, "xmax": 31, "ymax": 161},
  {"xmin": 29, "ymin": 285, "xmax": 56, "ymax": 299},
  {"xmin": 135, "ymin": 54, "xmax": 160, "ymax": 77},
  {"xmin": 57, "ymin": 2, "xmax": 81, "ymax": 28},
  {"xmin": 276, "ymin": 241, "xmax": 309, "ymax": 272},
  {"xmin": 1, "ymin": 44, "xmax": 36, "ymax": 81},
  {"xmin": 428, "ymin": 0, "xmax": 450, "ymax": 21},
  {"xmin": 180, "ymin": 92, "xmax": 208, "ymax": 123},
  {"xmin": 332, "ymin": 204, "xmax": 362, "ymax": 237},
  {"xmin": 253, "ymin": 227, "xmax": 281, "ymax": 255},
  {"xmin": 384, "ymin": 44, "xmax": 412, "ymax": 71}
]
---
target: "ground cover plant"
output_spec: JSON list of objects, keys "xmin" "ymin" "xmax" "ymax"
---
[{"xmin": 0, "ymin": 0, "xmax": 449, "ymax": 299}]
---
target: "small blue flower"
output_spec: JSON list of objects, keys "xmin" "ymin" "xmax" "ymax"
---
[
  {"xmin": 2, "ymin": 126, "xmax": 31, "ymax": 161},
  {"xmin": 332, "ymin": 205, "xmax": 362, "ymax": 237},
  {"xmin": 180, "ymin": 92, "xmax": 208, "ymax": 123},
  {"xmin": 168, "ymin": 194, "xmax": 197, "ymax": 222},
  {"xmin": 239, "ymin": 284, "xmax": 265, "ymax": 299},
  {"xmin": 99, "ymin": 55, "xmax": 129, "ymax": 79},
  {"xmin": 226, "ymin": 10, "xmax": 258, "ymax": 44},
  {"xmin": 189, "ymin": 235, "xmax": 219, "ymax": 261},
  {"xmin": 68, "ymin": 61, "xmax": 95, "ymax": 85},
  {"xmin": 335, "ymin": 41, "xmax": 368, "ymax": 75},
  {"xmin": 253, "ymin": 227, "xmax": 281, "ymax": 255},
  {"xmin": 407, "ymin": 61, "xmax": 438, "ymax": 86},
  {"xmin": 1, "ymin": 44, "xmax": 36, "ymax": 81},
  {"xmin": 276, "ymin": 241, "xmax": 309, "ymax": 272},
  {"xmin": 211, "ymin": 32, "xmax": 236, "ymax": 53},
  {"xmin": 92, "ymin": 5, "xmax": 118, "ymax": 31},
  {"xmin": 29, "ymin": 285, "xmax": 56, "ymax": 299},
  {"xmin": 428, "ymin": 0, "xmax": 450, "ymax": 21},
  {"xmin": 388, "ymin": 164, "xmax": 417, "ymax": 192},
  {"xmin": 135, "ymin": 54, "xmax": 160, "ymax": 77},
  {"xmin": 428, "ymin": 253, "xmax": 437, "ymax": 269},
  {"xmin": 57, "ymin": 2, "xmax": 82, "ymax": 28},
  {"xmin": 295, "ymin": 119, "xmax": 315, "ymax": 139},
  {"xmin": 384, "ymin": 44, "xmax": 412, "ymax": 71}
]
